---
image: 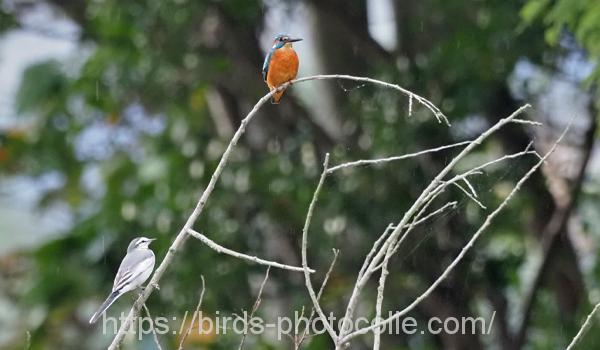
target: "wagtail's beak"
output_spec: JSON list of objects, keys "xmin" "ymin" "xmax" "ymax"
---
[
  {"xmin": 288, "ymin": 37, "xmax": 302, "ymax": 42},
  {"xmin": 149, "ymin": 238, "xmax": 156, "ymax": 242}
]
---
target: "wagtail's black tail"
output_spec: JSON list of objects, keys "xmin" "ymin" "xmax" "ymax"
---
[{"xmin": 89, "ymin": 290, "xmax": 121, "ymax": 324}]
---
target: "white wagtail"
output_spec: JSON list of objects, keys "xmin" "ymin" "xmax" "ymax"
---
[{"xmin": 89, "ymin": 237, "xmax": 156, "ymax": 324}]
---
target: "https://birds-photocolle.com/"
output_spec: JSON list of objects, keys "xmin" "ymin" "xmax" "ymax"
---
[
  {"xmin": 262, "ymin": 33, "xmax": 302, "ymax": 104},
  {"xmin": 89, "ymin": 237, "xmax": 156, "ymax": 324}
]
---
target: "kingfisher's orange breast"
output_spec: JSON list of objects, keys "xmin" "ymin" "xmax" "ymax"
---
[{"xmin": 266, "ymin": 47, "xmax": 299, "ymax": 89}]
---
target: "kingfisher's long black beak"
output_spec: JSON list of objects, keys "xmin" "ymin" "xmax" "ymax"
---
[{"xmin": 287, "ymin": 37, "xmax": 302, "ymax": 42}]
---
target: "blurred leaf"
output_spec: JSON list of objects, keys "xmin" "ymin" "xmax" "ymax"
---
[{"xmin": 15, "ymin": 61, "xmax": 68, "ymax": 115}]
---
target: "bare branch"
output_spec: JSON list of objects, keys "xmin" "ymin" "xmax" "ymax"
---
[
  {"xmin": 380, "ymin": 145, "xmax": 538, "ymax": 260},
  {"xmin": 300, "ymin": 154, "xmax": 339, "ymax": 343},
  {"xmin": 405, "ymin": 201, "xmax": 457, "ymax": 229},
  {"xmin": 449, "ymin": 149, "xmax": 539, "ymax": 183},
  {"xmin": 108, "ymin": 84, "xmax": 276, "ymax": 350},
  {"xmin": 380, "ymin": 200, "xmax": 459, "ymax": 263},
  {"xmin": 373, "ymin": 251, "xmax": 391, "ymax": 350},
  {"xmin": 511, "ymin": 118, "xmax": 543, "ymax": 126},
  {"xmin": 178, "ymin": 276, "xmax": 206, "ymax": 350},
  {"xmin": 108, "ymin": 74, "xmax": 444, "ymax": 349},
  {"xmin": 107, "ymin": 74, "xmax": 449, "ymax": 349},
  {"xmin": 339, "ymin": 113, "xmax": 571, "ymax": 345},
  {"xmin": 383, "ymin": 189, "xmax": 450, "ymax": 263},
  {"xmin": 338, "ymin": 105, "xmax": 532, "ymax": 340},
  {"xmin": 187, "ymin": 229, "xmax": 313, "ymax": 273},
  {"xmin": 566, "ymin": 301, "xmax": 600, "ymax": 350},
  {"xmin": 373, "ymin": 188, "xmax": 458, "ymax": 349},
  {"xmin": 295, "ymin": 249, "xmax": 340, "ymax": 349},
  {"xmin": 358, "ymin": 224, "xmax": 394, "ymax": 281},
  {"xmin": 315, "ymin": 250, "xmax": 339, "ymax": 313},
  {"xmin": 293, "ymin": 75, "xmax": 449, "ymax": 125},
  {"xmin": 450, "ymin": 181, "xmax": 487, "ymax": 209},
  {"xmin": 141, "ymin": 303, "xmax": 164, "ymax": 350},
  {"xmin": 370, "ymin": 201, "xmax": 458, "ymax": 274},
  {"xmin": 327, "ymin": 141, "xmax": 471, "ymax": 174},
  {"xmin": 238, "ymin": 267, "xmax": 271, "ymax": 350},
  {"xmin": 462, "ymin": 177, "xmax": 478, "ymax": 198}
]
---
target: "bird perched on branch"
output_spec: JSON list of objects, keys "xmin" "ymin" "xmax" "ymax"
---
[
  {"xmin": 89, "ymin": 237, "xmax": 156, "ymax": 324},
  {"xmin": 262, "ymin": 33, "xmax": 302, "ymax": 104}
]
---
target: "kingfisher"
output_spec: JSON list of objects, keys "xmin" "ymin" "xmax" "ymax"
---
[{"xmin": 262, "ymin": 34, "xmax": 302, "ymax": 104}]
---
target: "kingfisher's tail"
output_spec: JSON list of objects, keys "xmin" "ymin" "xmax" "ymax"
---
[
  {"xmin": 89, "ymin": 290, "xmax": 122, "ymax": 324},
  {"xmin": 271, "ymin": 88, "xmax": 286, "ymax": 104}
]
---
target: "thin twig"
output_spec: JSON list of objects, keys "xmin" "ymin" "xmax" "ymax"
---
[
  {"xmin": 141, "ymin": 303, "xmax": 164, "ymax": 350},
  {"xmin": 187, "ymin": 229, "xmax": 313, "ymax": 273},
  {"xmin": 462, "ymin": 177, "xmax": 478, "ymax": 198},
  {"xmin": 238, "ymin": 267, "xmax": 271, "ymax": 350},
  {"xmin": 327, "ymin": 141, "xmax": 471, "ymax": 173},
  {"xmin": 378, "ymin": 200, "xmax": 459, "ymax": 263},
  {"xmin": 25, "ymin": 331, "xmax": 31, "ymax": 350},
  {"xmin": 300, "ymin": 154, "xmax": 339, "ymax": 343},
  {"xmin": 448, "ymin": 149, "xmax": 539, "ymax": 184},
  {"xmin": 373, "ymin": 251, "xmax": 390, "ymax": 350},
  {"xmin": 511, "ymin": 118, "xmax": 543, "ymax": 126},
  {"xmin": 405, "ymin": 201, "xmax": 457, "ymax": 229},
  {"xmin": 566, "ymin": 301, "xmax": 600, "ymax": 350},
  {"xmin": 178, "ymin": 276, "xmax": 206, "ymax": 350},
  {"xmin": 450, "ymin": 181, "xmax": 487, "ymax": 209},
  {"xmin": 373, "ymin": 193, "xmax": 454, "ymax": 274},
  {"xmin": 295, "ymin": 249, "xmax": 340, "ymax": 349},
  {"xmin": 293, "ymin": 75, "xmax": 449, "ymax": 125},
  {"xmin": 373, "ymin": 196, "xmax": 458, "ymax": 348},
  {"xmin": 358, "ymin": 224, "xmax": 394, "ymax": 281},
  {"xmin": 380, "ymin": 195, "xmax": 453, "ymax": 265}
]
